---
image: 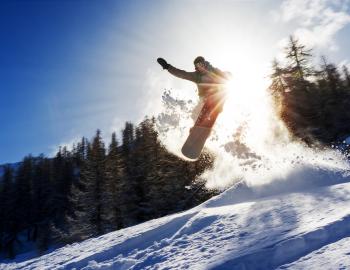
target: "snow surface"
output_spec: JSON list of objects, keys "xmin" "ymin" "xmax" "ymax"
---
[
  {"xmin": 1, "ymin": 166, "xmax": 350, "ymax": 270},
  {"xmin": 277, "ymin": 237, "xmax": 350, "ymax": 269}
]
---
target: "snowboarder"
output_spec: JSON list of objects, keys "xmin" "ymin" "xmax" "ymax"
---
[
  {"xmin": 157, "ymin": 56, "xmax": 231, "ymax": 159},
  {"xmin": 157, "ymin": 56, "xmax": 231, "ymax": 123}
]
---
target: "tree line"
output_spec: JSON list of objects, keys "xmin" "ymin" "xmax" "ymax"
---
[
  {"xmin": 270, "ymin": 36, "xmax": 350, "ymax": 145},
  {"xmin": 0, "ymin": 118, "xmax": 215, "ymax": 259}
]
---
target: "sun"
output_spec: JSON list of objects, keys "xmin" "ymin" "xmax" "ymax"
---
[{"xmin": 206, "ymin": 50, "xmax": 272, "ymax": 147}]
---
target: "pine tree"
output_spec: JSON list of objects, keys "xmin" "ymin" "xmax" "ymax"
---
[
  {"xmin": 120, "ymin": 122, "xmax": 141, "ymax": 226},
  {"xmin": 51, "ymin": 147, "xmax": 75, "ymax": 229},
  {"xmin": 270, "ymin": 59, "xmax": 289, "ymax": 94},
  {"xmin": 136, "ymin": 118, "xmax": 164, "ymax": 218},
  {"xmin": 0, "ymin": 165, "xmax": 15, "ymax": 257},
  {"xmin": 317, "ymin": 57, "xmax": 348, "ymax": 140},
  {"xmin": 147, "ymin": 155, "xmax": 187, "ymax": 217},
  {"xmin": 343, "ymin": 65, "xmax": 350, "ymax": 89},
  {"xmin": 73, "ymin": 137, "xmax": 88, "ymax": 167},
  {"xmin": 1, "ymin": 156, "xmax": 36, "ymax": 258},
  {"xmin": 31, "ymin": 155, "xmax": 53, "ymax": 252},
  {"xmin": 138, "ymin": 118, "xmax": 208, "ymax": 218},
  {"xmin": 67, "ymin": 130, "xmax": 107, "ymax": 240},
  {"xmin": 319, "ymin": 56, "xmax": 342, "ymax": 92},
  {"xmin": 122, "ymin": 122, "xmax": 135, "ymax": 156},
  {"xmin": 285, "ymin": 35, "xmax": 313, "ymax": 83},
  {"xmin": 186, "ymin": 152, "xmax": 216, "ymax": 207},
  {"xmin": 13, "ymin": 156, "xmax": 34, "ymax": 241},
  {"xmin": 104, "ymin": 132, "xmax": 125, "ymax": 231}
]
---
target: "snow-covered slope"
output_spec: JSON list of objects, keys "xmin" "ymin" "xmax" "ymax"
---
[{"xmin": 2, "ymin": 167, "xmax": 350, "ymax": 270}]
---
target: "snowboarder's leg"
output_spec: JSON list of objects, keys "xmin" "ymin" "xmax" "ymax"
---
[
  {"xmin": 191, "ymin": 98, "xmax": 205, "ymax": 121},
  {"xmin": 194, "ymin": 93, "xmax": 225, "ymax": 128}
]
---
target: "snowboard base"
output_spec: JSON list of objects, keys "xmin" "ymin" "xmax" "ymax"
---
[
  {"xmin": 181, "ymin": 92, "xmax": 225, "ymax": 160},
  {"xmin": 181, "ymin": 126, "xmax": 212, "ymax": 160}
]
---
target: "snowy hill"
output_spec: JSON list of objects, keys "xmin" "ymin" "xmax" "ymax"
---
[{"xmin": 2, "ymin": 165, "xmax": 350, "ymax": 270}]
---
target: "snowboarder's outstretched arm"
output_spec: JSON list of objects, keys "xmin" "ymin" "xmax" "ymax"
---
[
  {"xmin": 157, "ymin": 58, "xmax": 198, "ymax": 83},
  {"xmin": 167, "ymin": 65, "xmax": 198, "ymax": 83}
]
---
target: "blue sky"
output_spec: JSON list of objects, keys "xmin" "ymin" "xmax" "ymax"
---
[{"xmin": 1, "ymin": 0, "xmax": 350, "ymax": 164}]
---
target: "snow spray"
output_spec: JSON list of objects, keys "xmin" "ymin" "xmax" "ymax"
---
[{"xmin": 154, "ymin": 75, "xmax": 350, "ymax": 194}]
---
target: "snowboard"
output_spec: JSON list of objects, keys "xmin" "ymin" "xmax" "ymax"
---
[{"xmin": 181, "ymin": 94, "xmax": 224, "ymax": 160}]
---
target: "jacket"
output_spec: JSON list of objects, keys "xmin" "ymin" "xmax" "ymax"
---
[{"xmin": 167, "ymin": 64, "xmax": 231, "ymax": 98}]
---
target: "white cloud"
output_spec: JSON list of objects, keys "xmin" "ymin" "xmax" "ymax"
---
[{"xmin": 274, "ymin": 0, "xmax": 350, "ymax": 50}]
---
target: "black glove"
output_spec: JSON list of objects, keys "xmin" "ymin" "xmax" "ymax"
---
[{"xmin": 157, "ymin": 58, "xmax": 169, "ymax": 70}]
